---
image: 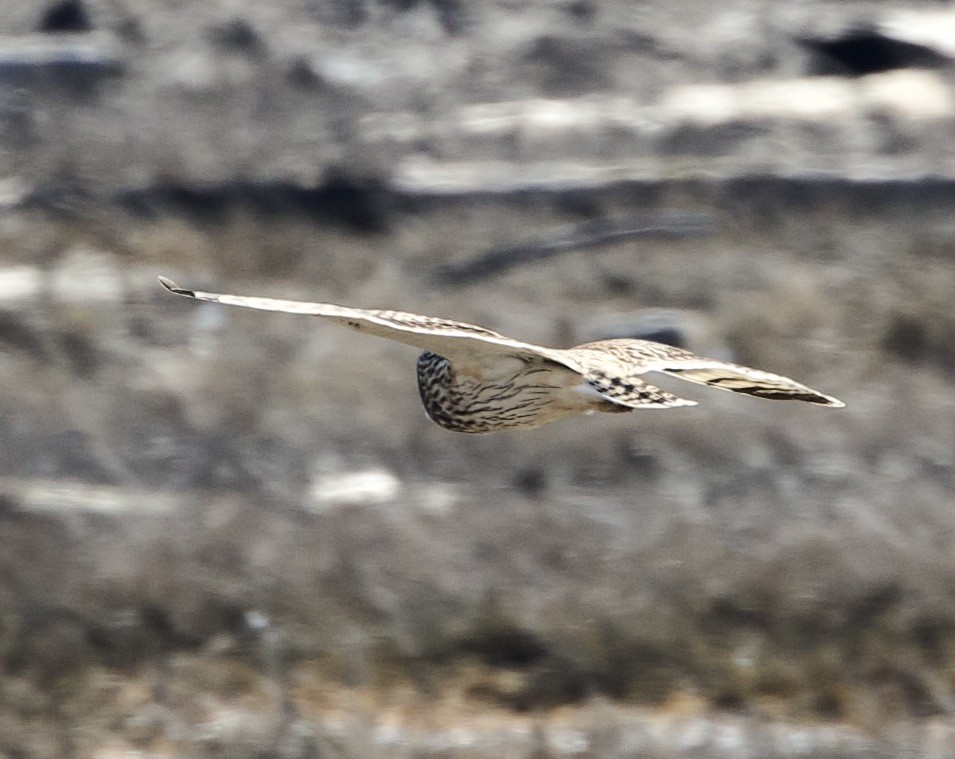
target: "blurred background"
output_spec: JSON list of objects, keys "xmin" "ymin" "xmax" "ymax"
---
[{"xmin": 1, "ymin": 0, "xmax": 954, "ymax": 756}]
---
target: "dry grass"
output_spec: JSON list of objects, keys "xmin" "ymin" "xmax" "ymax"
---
[{"xmin": 2, "ymin": 0, "xmax": 955, "ymax": 754}]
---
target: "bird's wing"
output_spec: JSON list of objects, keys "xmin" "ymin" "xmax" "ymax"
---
[
  {"xmin": 158, "ymin": 277, "xmax": 577, "ymax": 368},
  {"xmin": 579, "ymin": 370, "xmax": 697, "ymax": 409},
  {"xmin": 650, "ymin": 358, "xmax": 844, "ymax": 407}
]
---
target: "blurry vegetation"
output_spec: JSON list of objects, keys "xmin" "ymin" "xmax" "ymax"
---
[{"xmin": 0, "ymin": 0, "xmax": 954, "ymax": 756}]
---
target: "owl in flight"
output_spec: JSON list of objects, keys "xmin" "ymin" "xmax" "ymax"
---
[{"xmin": 159, "ymin": 277, "xmax": 844, "ymax": 433}]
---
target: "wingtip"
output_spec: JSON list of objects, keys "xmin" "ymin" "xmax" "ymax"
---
[
  {"xmin": 157, "ymin": 276, "xmax": 195, "ymax": 297},
  {"xmin": 814, "ymin": 390, "xmax": 846, "ymax": 408}
]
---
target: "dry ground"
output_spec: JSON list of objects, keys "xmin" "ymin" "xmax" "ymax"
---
[{"xmin": 0, "ymin": 0, "xmax": 954, "ymax": 756}]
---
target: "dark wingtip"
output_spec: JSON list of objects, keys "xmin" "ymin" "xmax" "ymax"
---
[
  {"xmin": 800, "ymin": 393, "xmax": 845, "ymax": 408},
  {"xmin": 752, "ymin": 388, "xmax": 846, "ymax": 407},
  {"xmin": 157, "ymin": 276, "xmax": 195, "ymax": 297}
]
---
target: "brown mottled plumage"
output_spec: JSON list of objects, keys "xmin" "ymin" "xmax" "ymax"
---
[{"xmin": 159, "ymin": 277, "xmax": 844, "ymax": 433}]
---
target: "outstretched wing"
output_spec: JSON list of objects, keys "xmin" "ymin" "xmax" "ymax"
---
[
  {"xmin": 158, "ymin": 277, "xmax": 576, "ymax": 368},
  {"xmin": 570, "ymin": 338, "xmax": 844, "ymax": 408},
  {"xmin": 654, "ymin": 359, "xmax": 844, "ymax": 407}
]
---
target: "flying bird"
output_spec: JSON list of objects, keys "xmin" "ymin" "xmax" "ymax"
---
[{"xmin": 159, "ymin": 277, "xmax": 844, "ymax": 433}]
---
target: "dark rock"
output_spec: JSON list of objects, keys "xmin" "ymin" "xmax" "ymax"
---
[
  {"xmin": 565, "ymin": 0, "xmax": 596, "ymax": 22},
  {"xmin": 462, "ymin": 626, "xmax": 549, "ymax": 668},
  {"xmin": 799, "ymin": 25, "xmax": 950, "ymax": 77},
  {"xmin": 512, "ymin": 467, "xmax": 548, "ymax": 497},
  {"xmin": 882, "ymin": 313, "xmax": 928, "ymax": 362},
  {"xmin": 37, "ymin": 0, "xmax": 93, "ymax": 33},
  {"xmin": 208, "ymin": 17, "xmax": 265, "ymax": 58}
]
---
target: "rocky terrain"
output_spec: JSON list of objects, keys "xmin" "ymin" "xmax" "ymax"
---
[{"xmin": 0, "ymin": 0, "xmax": 954, "ymax": 756}]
